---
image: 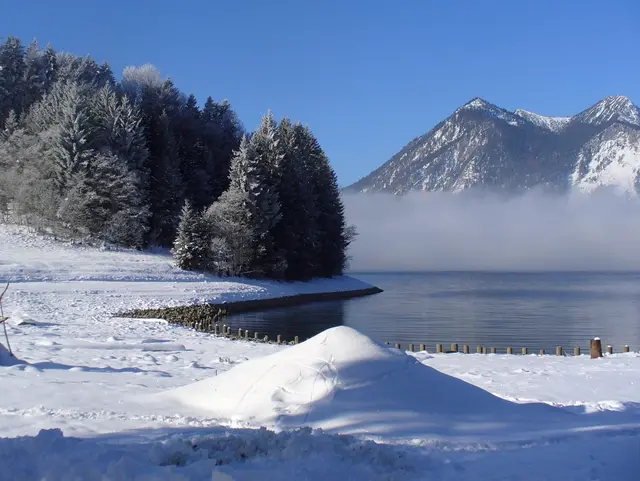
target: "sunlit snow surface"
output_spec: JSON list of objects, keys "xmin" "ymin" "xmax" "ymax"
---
[{"xmin": 0, "ymin": 225, "xmax": 638, "ymax": 480}]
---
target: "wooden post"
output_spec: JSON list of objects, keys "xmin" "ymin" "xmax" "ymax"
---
[
  {"xmin": 244, "ymin": 329, "xmax": 249, "ymax": 340},
  {"xmin": 590, "ymin": 338, "xmax": 602, "ymax": 359},
  {"xmin": 277, "ymin": 334, "xmax": 282, "ymax": 345},
  {"xmin": 238, "ymin": 328, "xmax": 242, "ymax": 338},
  {"xmin": 254, "ymin": 332, "xmax": 259, "ymax": 340},
  {"xmin": 385, "ymin": 341, "xmax": 390, "ymax": 345},
  {"xmin": 624, "ymin": 345, "xmax": 630, "ymax": 353},
  {"xmin": 574, "ymin": 347, "xmax": 580, "ymax": 356},
  {"xmin": 294, "ymin": 336, "xmax": 299, "ymax": 344},
  {"xmin": 419, "ymin": 344, "xmax": 426, "ymax": 352},
  {"xmin": 436, "ymin": 344, "xmax": 443, "ymax": 353},
  {"xmin": 222, "ymin": 324, "xmax": 227, "ymax": 336},
  {"xmin": 264, "ymin": 335, "xmax": 269, "ymax": 342},
  {"xmin": 463, "ymin": 344, "xmax": 470, "ymax": 354},
  {"xmin": 395, "ymin": 343, "xmax": 401, "ymax": 350},
  {"xmin": 539, "ymin": 349, "xmax": 545, "ymax": 355},
  {"xmin": 214, "ymin": 324, "xmax": 219, "ymax": 335},
  {"xmin": 606, "ymin": 345, "xmax": 613, "ymax": 355},
  {"xmin": 451, "ymin": 343, "xmax": 458, "ymax": 353},
  {"xmin": 490, "ymin": 347, "xmax": 496, "ymax": 354},
  {"xmin": 556, "ymin": 346, "xmax": 563, "ymax": 356},
  {"xmin": 477, "ymin": 345, "xmax": 482, "ymax": 354},
  {"xmin": 482, "ymin": 347, "xmax": 488, "ymax": 354},
  {"xmin": 506, "ymin": 347, "xmax": 513, "ymax": 354},
  {"xmin": 409, "ymin": 343, "xmax": 414, "ymax": 352},
  {"xmin": 522, "ymin": 347, "xmax": 528, "ymax": 355}
]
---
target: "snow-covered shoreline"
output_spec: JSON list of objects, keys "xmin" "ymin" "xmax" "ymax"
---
[{"xmin": 1, "ymin": 224, "xmax": 639, "ymax": 480}]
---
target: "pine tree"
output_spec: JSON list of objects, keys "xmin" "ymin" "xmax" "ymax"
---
[
  {"xmin": 0, "ymin": 37, "xmax": 26, "ymax": 123},
  {"xmin": 51, "ymin": 84, "xmax": 95, "ymax": 191},
  {"xmin": 1, "ymin": 110, "xmax": 19, "ymax": 141},
  {"xmin": 21, "ymin": 39, "xmax": 42, "ymax": 114},
  {"xmin": 146, "ymin": 111, "xmax": 182, "ymax": 246},
  {"xmin": 273, "ymin": 119, "xmax": 318, "ymax": 280},
  {"xmin": 201, "ymin": 97, "xmax": 242, "ymax": 204},
  {"xmin": 58, "ymin": 152, "xmax": 149, "ymax": 247},
  {"xmin": 303, "ymin": 126, "xmax": 351, "ymax": 277},
  {"xmin": 172, "ymin": 200, "xmax": 211, "ymax": 270},
  {"xmin": 42, "ymin": 44, "xmax": 57, "ymax": 92},
  {"xmin": 209, "ymin": 130, "xmax": 282, "ymax": 277},
  {"xmin": 176, "ymin": 93, "xmax": 208, "ymax": 209}
]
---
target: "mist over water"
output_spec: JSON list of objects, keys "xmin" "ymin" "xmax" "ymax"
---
[{"xmin": 343, "ymin": 190, "xmax": 640, "ymax": 272}]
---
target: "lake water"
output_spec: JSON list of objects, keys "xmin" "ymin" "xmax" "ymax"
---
[{"xmin": 226, "ymin": 272, "xmax": 640, "ymax": 353}]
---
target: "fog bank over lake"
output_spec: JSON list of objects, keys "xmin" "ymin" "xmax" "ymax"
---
[{"xmin": 343, "ymin": 190, "xmax": 640, "ymax": 272}]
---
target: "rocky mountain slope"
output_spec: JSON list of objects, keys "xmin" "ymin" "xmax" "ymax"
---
[{"xmin": 347, "ymin": 96, "xmax": 640, "ymax": 195}]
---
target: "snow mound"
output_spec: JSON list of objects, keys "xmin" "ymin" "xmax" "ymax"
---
[{"xmin": 161, "ymin": 327, "xmax": 562, "ymax": 440}]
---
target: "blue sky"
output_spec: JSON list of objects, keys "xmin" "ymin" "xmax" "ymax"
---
[{"xmin": 2, "ymin": 0, "xmax": 639, "ymax": 186}]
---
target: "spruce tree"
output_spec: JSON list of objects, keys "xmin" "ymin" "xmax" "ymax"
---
[
  {"xmin": 172, "ymin": 200, "xmax": 211, "ymax": 270},
  {"xmin": 303, "ymin": 126, "xmax": 351, "ymax": 277},
  {"xmin": 58, "ymin": 152, "xmax": 149, "ymax": 246},
  {"xmin": 209, "ymin": 131, "xmax": 282, "ymax": 277},
  {"xmin": 0, "ymin": 37, "xmax": 26, "ymax": 123},
  {"xmin": 274, "ymin": 119, "xmax": 318, "ymax": 280},
  {"xmin": 51, "ymin": 84, "xmax": 95, "ymax": 191}
]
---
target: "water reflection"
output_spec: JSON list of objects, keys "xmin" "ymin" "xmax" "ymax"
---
[
  {"xmin": 225, "ymin": 300, "xmax": 345, "ymax": 342},
  {"xmin": 226, "ymin": 272, "xmax": 640, "ymax": 353}
]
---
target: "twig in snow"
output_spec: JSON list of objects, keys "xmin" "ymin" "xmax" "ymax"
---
[{"xmin": 0, "ymin": 280, "xmax": 12, "ymax": 357}]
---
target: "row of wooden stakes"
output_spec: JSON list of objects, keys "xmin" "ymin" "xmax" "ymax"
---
[
  {"xmin": 384, "ymin": 339, "xmax": 632, "ymax": 358},
  {"xmin": 213, "ymin": 323, "xmax": 300, "ymax": 345}
]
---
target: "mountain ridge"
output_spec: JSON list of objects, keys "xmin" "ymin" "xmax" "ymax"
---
[{"xmin": 347, "ymin": 96, "xmax": 640, "ymax": 195}]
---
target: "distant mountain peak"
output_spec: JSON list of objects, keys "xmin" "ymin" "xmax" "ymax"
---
[
  {"xmin": 513, "ymin": 108, "xmax": 571, "ymax": 132},
  {"xmin": 574, "ymin": 95, "xmax": 640, "ymax": 126},
  {"xmin": 459, "ymin": 97, "xmax": 492, "ymax": 110}
]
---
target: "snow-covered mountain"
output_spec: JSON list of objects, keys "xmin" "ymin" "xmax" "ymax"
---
[{"xmin": 347, "ymin": 96, "xmax": 640, "ymax": 195}]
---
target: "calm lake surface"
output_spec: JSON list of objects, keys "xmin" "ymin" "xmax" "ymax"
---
[{"xmin": 226, "ymin": 272, "xmax": 640, "ymax": 353}]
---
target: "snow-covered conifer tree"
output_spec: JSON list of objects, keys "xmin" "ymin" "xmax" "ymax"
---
[{"xmin": 172, "ymin": 200, "xmax": 211, "ymax": 270}]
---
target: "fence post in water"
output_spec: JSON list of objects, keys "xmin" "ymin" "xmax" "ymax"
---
[
  {"xmin": 214, "ymin": 324, "xmax": 219, "ymax": 335},
  {"xmin": 556, "ymin": 346, "xmax": 563, "ymax": 356},
  {"xmin": 419, "ymin": 344, "xmax": 426, "ymax": 352},
  {"xmin": 409, "ymin": 343, "xmax": 414, "ymax": 352},
  {"xmin": 254, "ymin": 332, "xmax": 259, "ymax": 340},
  {"xmin": 463, "ymin": 344, "xmax": 470, "ymax": 354},
  {"xmin": 522, "ymin": 347, "xmax": 528, "ymax": 355},
  {"xmin": 294, "ymin": 336, "xmax": 299, "ymax": 344},
  {"xmin": 477, "ymin": 345, "xmax": 483, "ymax": 354},
  {"xmin": 264, "ymin": 335, "xmax": 269, "ymax": 343},
  {"xmin": 238, "ymin": 328, "xmax": 242, "ymax": 338},
  {"xmin": 506, "ymin": 347, "xmax": 513, "ymax": 354},
  {"xmin": 277, "ymin": 335, "xmax": 282, "ymax": 345},
  {"xmin": 395, "ymin": 343, "xmax": 402, "ymax": 350},
  {"xmin": 244, "ymin": 330, "xmax": 249, "ymax": 340},
  {"xmin": 490, "ymin": 347, "xmax": 496, "ymax": 354},
  {"xmin": 436, "ymin": 344, "xmax": 443, "ymax": 353},
  {"xmin": 607, "ymin": 345, "xmax": 613, "ymax": 355},
  {"xmin": 574, "ymin": 347, "xmax": 580, "ymax": 356},
  {"xmin": 539, "ymin": 349, "xmax": 545, "ymax": 355},
  {"xmin": 624, "ymin": 345, "xmax": 630, "ymax": 353},
  {"xmin": 451, "ymin": 343, "xmax": 458, "ymax": 353},
  {"xmin": 590, "ymin": 338, "xmax": 602, "ymax": 359},
  {"xmin": 482, "ymin": 347, "xmax": 488, "ymax": 354}
]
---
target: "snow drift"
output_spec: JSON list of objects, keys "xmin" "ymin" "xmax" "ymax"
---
[{"xmin": 161, "ymin": 326, "xmax": 565, "ymax": 440}]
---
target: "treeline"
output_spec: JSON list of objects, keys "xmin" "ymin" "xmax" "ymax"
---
[{"xmin": 0, "ymin": 36, "xmax": 353, "ymax": 280}]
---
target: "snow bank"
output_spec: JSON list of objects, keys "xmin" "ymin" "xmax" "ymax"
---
[{"xmin": 161, "ymin": 326, "xmax": 569, "ymax": 440}]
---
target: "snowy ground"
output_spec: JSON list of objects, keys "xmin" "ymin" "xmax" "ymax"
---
[{"xmin": 1, "ymin": 224, "xmax": 639, "ymax": 480}]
